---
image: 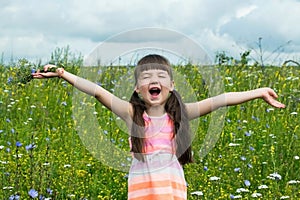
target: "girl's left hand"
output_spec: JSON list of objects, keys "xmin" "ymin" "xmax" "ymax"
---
[
  {"xmin": 257, "ymin": 87, "xmax": 285, "ymax": 108},
  {"xmin": 31, "ymin": 64, "xmax": 60, "ymax": 79}
]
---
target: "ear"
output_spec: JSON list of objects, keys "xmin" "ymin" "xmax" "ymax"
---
[
  {"xmin": 134, "ymin": 85, "xmax": 140, "ymax": 93},
  {"xmin": 170, "ymin": 80, "xmax": 175, "ymax": 91}
]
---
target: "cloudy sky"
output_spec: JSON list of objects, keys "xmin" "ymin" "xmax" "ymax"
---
[{"xmin": 1, "ymin": 0, "xmax": 300, "ymax": 65}]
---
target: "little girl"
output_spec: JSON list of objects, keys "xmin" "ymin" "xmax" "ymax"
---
[{"xmin": 33, "ymin": 54, "xmax": 285, "ymax": 200}]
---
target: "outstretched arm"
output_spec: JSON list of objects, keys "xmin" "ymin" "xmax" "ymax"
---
[
  {"xmin": 32, "ymin": 65, "xmax": 133, "ymax": 122},
  {"xmin": 186, "ymin": 87, "xmax": 285, "ymax": 120}
]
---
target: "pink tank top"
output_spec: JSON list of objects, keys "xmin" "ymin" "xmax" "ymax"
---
[{"xmin": 142, "ymin": 112, "xmax": 176, "ymax": 154}]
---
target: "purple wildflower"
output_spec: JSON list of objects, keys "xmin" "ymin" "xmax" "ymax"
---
[
  {"xmin": 26, "ymin": 144, "xmax": 36, "ymax": 151},
  {"xmin": 9, "ymin": 194, "xmax": 20, "ymax": 200},
  {"xmin": 244, "ymin": 131, "xmax": 251, "ymax": 136},
  {"xmin": 240, "ymin": 156, "xmax": 246, "ymax": 161},
  {"xmin": 7, "ymin": 77, "xmax": 13, "ymax": 84},
  {"xmin": 16, "ymin": 141, "xmax": 22, "ymax": 147},
  {"xmin": 28, "ymin": 189, "xmax": 38, "ymax": 198},
  {"xmin": 46, "ymin": 188, "xmax": 53, "ymax": 195},
  {"xmin": 234, "ymin": 167, "xmax": 240, "ymax": 172},
  {"xmin": 244, "ymin": 180, "xmax": 251, "ymax": 187}
]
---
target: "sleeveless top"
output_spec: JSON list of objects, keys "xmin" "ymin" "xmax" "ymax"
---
[{"xmin": 128, "ymin": 112, "xmax": 187, "ymax": 200}]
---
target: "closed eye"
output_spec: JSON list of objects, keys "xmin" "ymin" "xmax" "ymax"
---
[
  {"xmin": 158, "ymin": 75, "xmax": 166, "ymax": 78},
  {"xmin": 142, "ymin": 75, "xmax": 150, "ymax": 79},
  {"xmin": 158, "ymin": 73, "xmax": 167, "ymax": 78}
]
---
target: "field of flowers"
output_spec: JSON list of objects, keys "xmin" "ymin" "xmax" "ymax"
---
[{"xmin": 0, "ymin": 60, "xmax": 299, "ymax": 199}]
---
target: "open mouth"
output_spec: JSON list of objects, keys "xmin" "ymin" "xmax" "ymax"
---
[{"xmin": 149, "ymin": 87, "xmax": 161, "ymax": 97}]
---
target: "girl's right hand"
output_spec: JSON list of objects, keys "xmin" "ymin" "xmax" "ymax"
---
[{"xmin": 32, "ymin": 64, "xmax": 63, "ymax": 79}]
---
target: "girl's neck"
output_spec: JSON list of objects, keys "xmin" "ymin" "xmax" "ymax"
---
[{"xmin": 146, "ymin": 105, "xmax": 166, "ymax": 117}]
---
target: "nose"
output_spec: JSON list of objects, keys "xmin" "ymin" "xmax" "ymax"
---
[{"xmin": 150, "ymin": 81, "xmax": 159, "ymax": 85}]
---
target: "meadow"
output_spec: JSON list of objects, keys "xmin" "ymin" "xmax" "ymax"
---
[{"xmin": 0, "ymin": 58, "xmax": 299, "ymax": 199}]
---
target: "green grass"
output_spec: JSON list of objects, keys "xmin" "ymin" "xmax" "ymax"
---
[{"xmin": 0, "ymin": 63, "xmax": 299, "ymax": 199}]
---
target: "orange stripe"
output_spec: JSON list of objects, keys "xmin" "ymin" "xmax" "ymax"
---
[
  {"xmin": 129, "ymin": 193, "xmax": 186, "ymax": 200},
  {"xmin": 129, "ymin": 180, "xmax": 186, "ymax": 192},
  {"xmin": 129, "ymin": 172, "xmax": 184, "ymax": 184}
]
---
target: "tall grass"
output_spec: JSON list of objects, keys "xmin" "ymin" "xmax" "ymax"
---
[{"xmin": 0, "ymin": 62, "xmax": 299, "ymax": 199}]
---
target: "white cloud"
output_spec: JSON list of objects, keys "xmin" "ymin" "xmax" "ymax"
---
[
  {"xmin": 236, "ymin": 5, "xmax": 257, "ymax": 19},
  {"xmin": 0, "ymin": 0, "xmax": 300, "ymax": 64}
]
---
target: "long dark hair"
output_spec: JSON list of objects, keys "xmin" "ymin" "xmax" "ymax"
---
[{"xmin": 129, "ymin": 54, "xmax": 193, "ymax": 165}]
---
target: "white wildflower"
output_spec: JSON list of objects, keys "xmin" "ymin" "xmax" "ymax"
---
[
  {"xmin": 209, "ymin": 176, "xmax": 220, "ymax": 181},
  {"xmin": 13, "ymin": 154, "xmax": 23, "ymax": 158},
  {"xmin": 233, "ymin": 195, "xmax": 242, "ymax": 199},
  {"xmin": 251, "ymin": 193, "xmax": 262, "ymax": 198},
  {"xmin": 288, "ymin": 180, "xmax": 300, "ymax": 184},
  {"xmin": 191, "ymin": 191, "xmax": 203, "ymax": 196},
  {"xmin": 258, "ymin": 184, "xmax": 269, "ymax": 189},
  {"xmin": 269, "ymin": 134, "xmax": 276, "ymax": 138},
  {"xmin": 267, "ymin": 172, "xmax": 282, "ymax": 180},
  {"xmin": 280, "ymin": 196, "xmax": 290, "ymax": 199},
  {"xmin": 292, "ymin": 77, "xmax": 299, "ymax": 81},
  {"xmin": 229, "ymin": 143, "xmax": 240, "ymax": 147},
  {"xmin": 3, "ymin": 186, "xmax": 14, "ymax": 190},
  {"xmin": 236, "ymin": 188, "xmax": 249, "ymax": 193}
]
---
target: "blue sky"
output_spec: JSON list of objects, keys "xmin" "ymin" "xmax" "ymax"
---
[{"xmin": 1, "ymin": 0, "xmax": 300, "ymax": 65}]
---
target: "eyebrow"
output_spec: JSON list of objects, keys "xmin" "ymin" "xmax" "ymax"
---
[{"xmin": 141, "ymin": 70, "xmax": 168, "ymax": 75}]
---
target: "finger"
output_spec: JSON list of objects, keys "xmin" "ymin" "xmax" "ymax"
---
[
  {"xmin": 44, "ymin": 64, "xmax": 56, "ymax": 72},
  {"xmin": 43, "ymin": 64, "xmax": 51, "ymax": 72},
  {"xmin": 32, "ymin": 72, "xmax": 51, "ymax": 78},
  {"xmin": 32, "ymin": 74, "xmax": 44, "ymax": 79},
  {"xmin": 268, "ymin": 89, "xmax": 278, "ymax": 98},
  {"xmin": 270, "ymin": 99, "xmax": 285, "ymax": 108}
]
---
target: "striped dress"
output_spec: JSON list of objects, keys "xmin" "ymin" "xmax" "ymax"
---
[{"xmin": 128, "ymin": 112, "xmax": 187, "ymax": 200}]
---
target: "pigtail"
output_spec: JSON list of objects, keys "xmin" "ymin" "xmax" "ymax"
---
[
  {"xmin": 165, "ymin": 90, "xmax": 193, "ymax": 165},
  {"xmin": 129, "ymin": 91, "xmax": 146, "ymax": 162}
]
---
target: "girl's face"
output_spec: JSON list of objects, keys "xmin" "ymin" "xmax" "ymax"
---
[{"xmin": 135, "ymin": 69, "xmax": 174, "ymax": 106}]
